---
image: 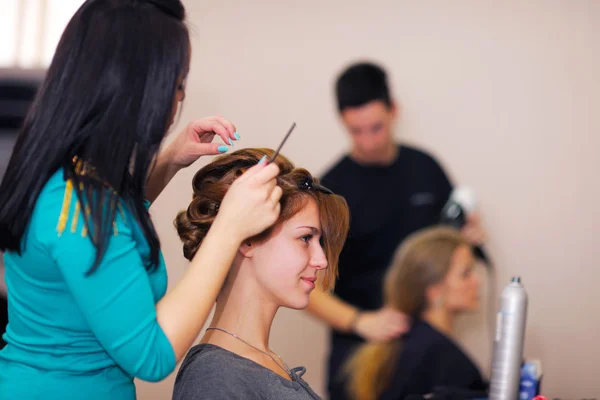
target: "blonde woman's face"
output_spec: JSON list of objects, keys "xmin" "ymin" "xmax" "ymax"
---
[{"xmin": 442, "ymin": 245, "xmax": 481, "ymax": 312}]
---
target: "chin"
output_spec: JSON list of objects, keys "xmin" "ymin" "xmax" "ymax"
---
[
  {"xmin": 281, "ymin": 293, "xmax": 311, "ymax": 310},
  {"xmin": 453, "ymin": 302, "xmax": 480, "ymax": 313},
  {"xmin": 360, "ymin": 146, "xmax": 385, "ymax": 159}
]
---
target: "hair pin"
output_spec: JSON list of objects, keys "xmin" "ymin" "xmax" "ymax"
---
[{"xmin": 297, "ymin": 176, "xmax": 334, "ymax": 195}]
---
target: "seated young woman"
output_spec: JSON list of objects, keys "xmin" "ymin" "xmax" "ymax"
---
[
  {"xmin": 344, "ymin": 226, "xmax": 488, "ymax": 400},
  {"xmin": 172, "ymin": 148, "xmax": 350, "ymax": 400}
]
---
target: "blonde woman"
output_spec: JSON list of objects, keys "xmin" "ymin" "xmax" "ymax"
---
[{"xmin": 344, "ymin": 227, "xmax": 487, "ymax": 400}]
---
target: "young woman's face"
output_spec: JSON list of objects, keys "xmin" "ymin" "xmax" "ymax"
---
[
  {"xmin": 170, "ymin": 77, "xmax": 186, "ymax": 126},
  {"xmin": 169, "ymin": 45, "xmax": 190, "ymax": 127},
  {"xmin": 250, "ymin": 198, "xmax": 328, "ymax": 310},
  {"xmin": 442, "ymin": 245, "xmax": 481, "ymax": 312}
]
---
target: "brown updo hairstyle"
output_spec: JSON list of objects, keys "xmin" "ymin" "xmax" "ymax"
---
[{"xmin": 174, "ymin": 148, "xmax": 350, "ymax": 291}]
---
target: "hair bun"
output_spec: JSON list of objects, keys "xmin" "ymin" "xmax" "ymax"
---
[{"xmin": 174, "ymin": 195, "xmax": 219, "ymax": 260}]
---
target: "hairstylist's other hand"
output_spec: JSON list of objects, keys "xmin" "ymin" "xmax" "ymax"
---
[
  {"xmin": 216, "ymin": 160, "xmax": 282, "ymax": 243},
  {"xmin": 166, "ymin": 116, "xmax": 239, "ymax": 169},
  {"xmin": 461, "ymin": 212, "xmax": 487, "ymax": 246},
  {"xmin": 354, "ymin": 306, "xmax": 410, "ymax": 342}
]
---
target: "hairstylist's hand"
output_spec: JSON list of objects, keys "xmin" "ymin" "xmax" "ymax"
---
[
  {"xmin": 167, "ymin": 116, "xmax": 239, "ymax": 169},
  {"xmin": 461, "ymin": 212, "xmax": 487, "ymax": 246},
  {"xmin": 354, "ymin": 306, "xmax": 410, "ymax": 343},
  {"xmin": 215, "ymin": 160, "xmax": 282, "ymax": 243}
]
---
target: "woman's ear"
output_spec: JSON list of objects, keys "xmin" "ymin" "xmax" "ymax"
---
[{"xmin": 239, "ymin": 240, "xmax": 254, "ymax": 258}]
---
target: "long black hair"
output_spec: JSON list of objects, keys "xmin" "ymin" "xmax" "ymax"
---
[{"xmin": 0, "ymin": 0, "xmax": 190, "ymax": 274}]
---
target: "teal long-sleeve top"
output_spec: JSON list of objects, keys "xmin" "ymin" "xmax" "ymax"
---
[{"xmin": 0, "ymin": 170, "xmax": 176, "ymax": 399}]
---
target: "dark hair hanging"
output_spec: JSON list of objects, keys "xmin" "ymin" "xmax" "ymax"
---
[{"xmin": 0, "ymin": 0, "xmax": 190, "ymax": 274}]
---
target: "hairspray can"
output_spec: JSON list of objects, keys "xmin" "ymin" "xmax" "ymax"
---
[{"xmin": 489, "ymin": 276, "xmax": 528, "ymax": 400}]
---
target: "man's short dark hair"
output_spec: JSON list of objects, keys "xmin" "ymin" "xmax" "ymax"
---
[{"xmin": 335, "ymin": 62, "xmax": 392, "ymax": 113}]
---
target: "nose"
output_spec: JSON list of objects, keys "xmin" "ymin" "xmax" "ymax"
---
[{"xmin": 310, "ymin": 245, "xmax": 328, "ymax": 270}]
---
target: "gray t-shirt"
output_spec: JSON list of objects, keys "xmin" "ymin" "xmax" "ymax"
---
[{"xmin": 172, "ymin": 344, "xmax": 322, "ymax": 400}]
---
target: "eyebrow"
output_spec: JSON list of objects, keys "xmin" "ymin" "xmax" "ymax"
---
[{"xmin": 296, "ymin": 226, "xmax": 321, "ymax": 234}]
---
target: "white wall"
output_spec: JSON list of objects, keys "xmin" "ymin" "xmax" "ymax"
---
[{"xmin": 136, "ymin": 1, "xmax": 600, "ymax": 398}]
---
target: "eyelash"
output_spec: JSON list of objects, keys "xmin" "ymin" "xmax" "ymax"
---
[{"xmin": 301, "ymin": 234, "xmax": 313, "ymax": 243}]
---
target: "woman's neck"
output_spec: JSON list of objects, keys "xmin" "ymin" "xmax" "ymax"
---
[
  {"xmin": 199, "ymin": 261, "xmax": 293, "ymax": 381},
  {"xmin": 203, "ymin": 268, "xmax": 279, "ymax": 352},
  {"xmin": 422, "ymin": 307, "xmax": 454, "ymax": 337}
]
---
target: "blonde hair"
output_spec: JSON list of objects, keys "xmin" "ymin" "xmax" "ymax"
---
[{"xmin": 343, "ymin": 226, "xmax": 469, "ymax": 400}]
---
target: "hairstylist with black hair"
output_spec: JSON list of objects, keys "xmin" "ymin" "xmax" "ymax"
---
[{"xmin": 0, "ymin": 1, "xmax": 282, "ymax": 399}]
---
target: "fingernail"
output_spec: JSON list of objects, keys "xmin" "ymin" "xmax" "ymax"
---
[
  {"xmin": 257, "ymin": 155, "xmax": 267, "ymax": 164},
  {"xmin": 228, "ymin": 138, "xmax": 234, "ymax": 146},
  {"xmin": 218, "ymin": 145, "xmax": 229, "ymax": 153},
  {"xmin": 234, "ymin": 132, "xmax": 240, "ymax": 140}
]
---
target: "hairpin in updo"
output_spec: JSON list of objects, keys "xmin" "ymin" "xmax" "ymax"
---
[{"xmin": 297, "ymin": 176, "xmax": 334, "ymax": 195}]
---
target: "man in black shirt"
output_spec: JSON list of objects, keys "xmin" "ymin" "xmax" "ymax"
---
[{"xmin": 305, "ymin": 62, "xmax": 486, "ymax": 400}]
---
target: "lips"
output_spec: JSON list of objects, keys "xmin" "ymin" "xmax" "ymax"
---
[{"xmin": 301, "ymin": 277, "xmax": 316, "ymax": 290}]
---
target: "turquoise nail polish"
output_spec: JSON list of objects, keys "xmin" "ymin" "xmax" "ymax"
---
[
  {"xmin": 234, "ymin": 132, "xmax": 240, "ymax": 140},
  {"xmin": 257, "ymin": 155, "xmax": 267, "ymax": 164},
  {"xmin": 218, "ymin": 145, "xmax": 229, "ymax": 153},
  {"xmin": 228, "ymin": 138, "xmax": 234, "ymax": 146}
]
